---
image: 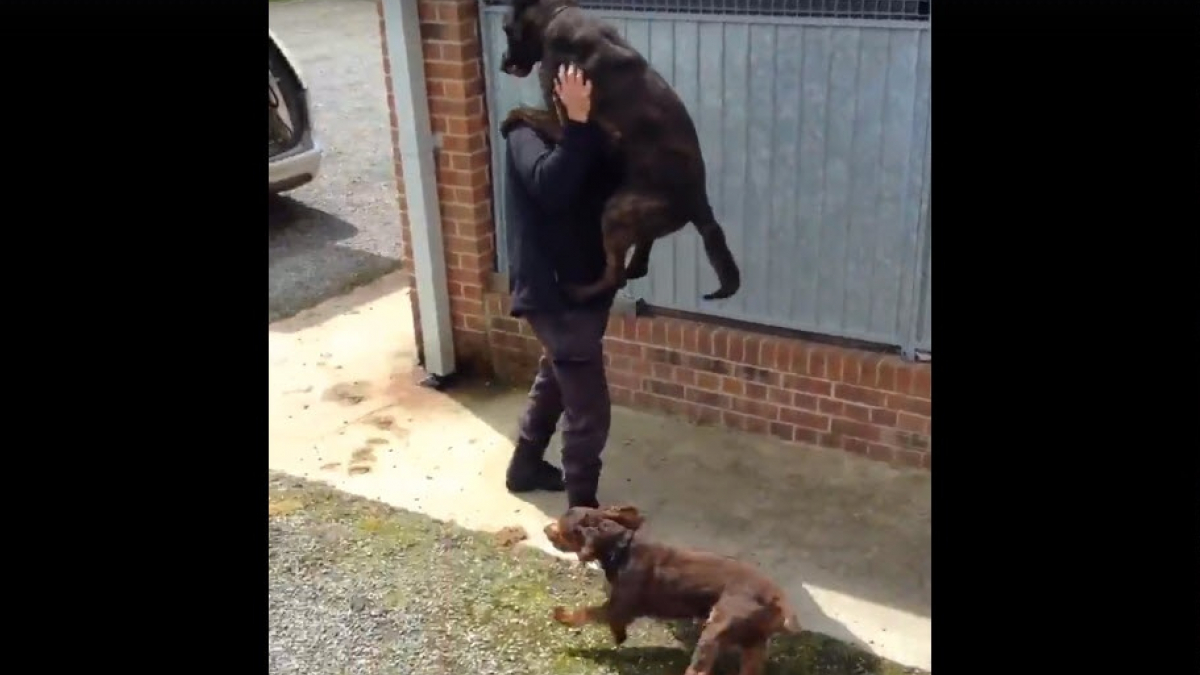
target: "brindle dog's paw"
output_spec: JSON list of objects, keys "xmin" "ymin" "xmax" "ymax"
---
[{"xmin": 552, "ymin": 606, "xmax": 571, "ymax": 625}]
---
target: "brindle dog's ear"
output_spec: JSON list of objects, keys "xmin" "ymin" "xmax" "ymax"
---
[{"xmin": 601, "ymin": 504, "xmax": 644, "ymax": 531}]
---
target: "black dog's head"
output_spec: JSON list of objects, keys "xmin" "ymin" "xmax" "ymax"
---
[{"xmin": 499, "ymin": 0, "xmax": 570, "ymax": 77}]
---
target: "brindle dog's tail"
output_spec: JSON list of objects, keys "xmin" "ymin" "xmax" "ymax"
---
[{"xmin": 692, "ymin": 205, "xmax": 741, "ymax": 301}]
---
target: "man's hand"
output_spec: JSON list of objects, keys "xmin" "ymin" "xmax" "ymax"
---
[{"xmin": 555, "ymin": 64, "xmax": 592, "ymax": 123}]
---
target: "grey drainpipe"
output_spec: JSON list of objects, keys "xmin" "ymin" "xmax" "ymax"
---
[{"xmin": 380, "ymin": 0, "xmax": 456, "ymax": 383}]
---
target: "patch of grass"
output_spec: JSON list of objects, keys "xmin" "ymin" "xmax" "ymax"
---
[
  {"xmin": 269, "ymin": 497, "xmax": 306, "ymax": 517},
  {"xmin": 269, "ymin": 473, "xmax": 926, "ymax": 675}
]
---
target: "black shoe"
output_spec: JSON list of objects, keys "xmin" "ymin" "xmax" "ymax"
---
[
  {"xmin": 506, "ymin": 459, "xmax": 566, "ymax": 493},
  {"xmin": 567, "ymin": 482, "xmax": 599, "ymax": 509},
  {"xmin": 568, "ymin": 494, "xmax": 600, "ymax": 509}
]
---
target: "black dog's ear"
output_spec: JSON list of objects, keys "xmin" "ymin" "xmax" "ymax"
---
[{"xmin": 577, "ymin": 519, "xmax": 626, "ymax": 562}]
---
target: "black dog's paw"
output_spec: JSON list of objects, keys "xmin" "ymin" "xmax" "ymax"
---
[{"xmin": 610, "ymin": 625, "xmax": 628, "ymax": 645}]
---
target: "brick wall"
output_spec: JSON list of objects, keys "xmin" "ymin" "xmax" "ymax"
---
[
  {"xmin": 378, "ymin": 0, "xmax": 495, "ymax": 372},
  {"xmin": 379, "ymin": 0, "xmax": 932, "ymax": 469},
  {"xmin": 484, "ymin": 294, "xmax": 931, "ymax": 469}
]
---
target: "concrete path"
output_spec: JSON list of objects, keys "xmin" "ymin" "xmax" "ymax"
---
[{"xmin": 269, "ymin": 273, "xmax": 932, "ymax": 670}]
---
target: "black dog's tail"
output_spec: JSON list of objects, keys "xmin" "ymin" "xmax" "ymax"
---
[{"xmin": 692, "ymin": 205, "xmax": 741, "ymax": 301}]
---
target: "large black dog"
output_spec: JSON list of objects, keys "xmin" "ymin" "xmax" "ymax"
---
[{"xmin": 498, "ymin": 0, "xmax": 741, "ymax": 303}]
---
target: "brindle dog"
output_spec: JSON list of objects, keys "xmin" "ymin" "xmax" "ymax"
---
[
  {"xmin": 544, "ymin": 505, "xmax": 802, "ymax": 675},
  {"xmin": 498, "ymin": 0, "xmax": 741, "ymax": 303}
]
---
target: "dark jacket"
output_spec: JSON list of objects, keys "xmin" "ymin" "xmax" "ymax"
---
[{"xmin": 504, "ymin": 119, "xmax": 622, "ymax": 317}]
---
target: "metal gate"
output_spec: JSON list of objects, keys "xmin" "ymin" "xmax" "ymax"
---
[{"xmin": 480, "ymin": 1, "xmax": 931, "ymax": 356}]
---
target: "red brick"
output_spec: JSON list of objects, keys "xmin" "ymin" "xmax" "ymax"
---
[
  {"xmin": 742, "ymin": 335, "xmax": 762, "ymax": 366},
  {"xmin": 807, "ymin": 349, "xmax": 829, "ymax": 378},
  {"xmin": 651, "ymin": 362, "xmax": 672, "ymax": 381},
  {"xmin": 767, "ymin": 387, "xmax": 791, "ymax": 406},
  {"xmin": 635, "ymin": 318, "xmax": 653, "ymax": 343},
  {"xmin": 792, "ymin": 392, "xmax": 819, "ymax": 411},
  {"xmin": 870, "ymin": 407, "xmax": 899, "ymax": 427},
  {"xmin": 834, "ymin": 383, "xmax": 887, "ymax": 407},
  {"xmin": 683, "ymin": 324, "xmax": 701, "ymax": 353},
  {"xmin": 783, "ymin": 374, "xmax": 832, "ymax": 397},
  {"xmin": 785, "ymin": 343, "xmax": 809, "ymax": 374},
  {"xmin": 667, "ymin": 322, "xmax": 685, "ymax": 350},
  {"xmin": 878, "ymin": 357, "xmax": 897, "ymax": 389},
  {"xmin": 726, "ymin": 333, "xmax": 745, "ymax": 363},
  {"xmin": 692, "ymin": 405, "xmax": 722, "ymax": 427},
  {"xmin": 843, "ymin": 437, "xmax": 870, "ymax": 456},
  {"xmin": 769, "ymin": 422, "xmax": 795, "ymax": 442},
  {"xmin": 722, "ymin": 410, "xmax": 753, "ymax": 432},
  {"xmin": 607, "ymin": 370, "xmax": 641, "ymax": 391},
  {"xmin": 732, "ymin": 396, "xmax": 779, "ymax": 421},
  {"xmin": 818, "ymin": 397, "xmax": 844, "ymax": 417},
  {"xmin": 644, "ymin": 379, "xmax": 685, "ymax": 399},
  {"xmin": 711, "ymin": 329, "xmax": 729, "ymax": 359},
  {"xmin": 607, "ymin": 340, "xmax": 643, "ymax": 359},
  {"xmin": 744, "ymin": 382, "xmax": 767, "ymax": 401},
  {"xmin": 897, "ymin": 412, "xmax": 930, "ymax": 434},
  {"xmin": 673, "ymin": 367, "xmax": 696, "ymax": 387},
  {"xmin": 720, "ymin": 377, "xmax": 744, "ymax": 397},
  {"xmin": 743, "ymin": 415, "xmax": 769, "ymax": 435},
  {"xmin": 610, "ymin": 385, "xmax": 633, "ymax": 407},
  {"xmin": 844, "ymin": 354, "xmax": 881, "ymax": 388},
  {"xmin": 843, "ymin": 402, "xmax": 872, "ymax": 423},
  {"xmin": 780, "ymin": 407, "xmax": 830, "ymax": 432},
  {"xmin": 910, "ymin": 367, "xmax": 931, "ymax": 399},
  {"xmin": 758, "ymin": 338, "xmax": 778, "ymax": 371},
  {"xmin": 866, "ymin": 443, "xmax": 896, "ymax": 463},
  {"xmin": 830, "ymin": 418, "xmax": 882, "ymax": 441},
  {"xmin": 886, "ymin": 394, "xmax": 932, "ymax": 417},
  {"xmin": 794, "ymin": 427, "xmax": 821, "ymax": 444},
  {"xmin": 685, "ymin": 387, "xmax": 728, "ymax": 409},
  {"xmin": 737, "ymin": 364, "xmax": 779, "ymax": 386},
  {"xmin": 895, "ymin": 449, "xmax": 925, "ymax": 469},
  {"xmin": 695, "ymin": 371, "xmax": 721, "ymax": 391}
]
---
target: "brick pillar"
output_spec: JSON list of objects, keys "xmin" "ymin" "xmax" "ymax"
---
[{"xmin": 378, "ymin": 0, "xmax": 496, "ymax": 375}]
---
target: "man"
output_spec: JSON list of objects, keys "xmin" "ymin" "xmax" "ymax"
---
[{"xmin": 502, "ymin": 64, "xmax": 621, "ymax": 509}]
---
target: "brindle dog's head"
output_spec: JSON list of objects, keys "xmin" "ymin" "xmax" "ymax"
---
[
  {"xmin": 543, "ymin": 504, "xmax": 644, "ymax": 555},
  {"xmin": 499, "ymin": 0, "xmax": 572, "ymax": 77}
]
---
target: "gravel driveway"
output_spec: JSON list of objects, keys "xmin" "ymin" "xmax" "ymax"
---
[
  {"xmin": 269, "ymin": 0, "xmax": 403, "ymax": 323},
  {"xmin": 269, "ymin": 473, "xmax": 924, "ymax": 675}
]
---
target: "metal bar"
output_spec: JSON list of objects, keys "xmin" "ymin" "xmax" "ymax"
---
[
  {"xmin": 901, "ymin": 114, "xmax": 931, "ymax": 361},
  {"xmin": 479, "ymin": 6, "xmax": 929, "ymax": 31},
  {"xmin": 381, "ymin": 0, "xmax": 456, "ymax": 377}
]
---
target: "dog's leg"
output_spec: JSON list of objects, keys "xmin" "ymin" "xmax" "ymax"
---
[
  {"xmin": 552, "ymin": 604, "xmax": 630, "ymax": 644},
  {"xmin": 736, "ymin": 641, "xmax": 767, "ymax": 675},
  {"xmin": 684, "ymin": 605, "xmax": 733, "ymax": 675},
  {"xmin": 564, "ymin": 232, "xmax": 631, "ymax": 303},
  {"xmin": 624, "ymin": 238, "xmax": 655, "ymax": 280},
  {"xmin": 500, "ymin": 106, "xmax": 563, "ymax": 143},
  {"xmin": 553, "ymin": 604, "xmax": 608, "ymax": 628},
  {"xmin": 565, "ymin": 191, "xmax": 669, "ymax": 303}
]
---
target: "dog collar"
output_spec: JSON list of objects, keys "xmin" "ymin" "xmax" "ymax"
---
[{"xmin": 597, "ymin": 530, "xmax": 634, "ymax": 581}]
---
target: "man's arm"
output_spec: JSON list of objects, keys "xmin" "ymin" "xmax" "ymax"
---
[{"xmin": 506, "ymin": 120, "xmax": 604, "ymax": 214}]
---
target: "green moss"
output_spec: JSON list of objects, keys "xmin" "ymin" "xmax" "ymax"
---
[{"xmin": 270, "ymin": 474, "xmax": 927, "ymax": 675}]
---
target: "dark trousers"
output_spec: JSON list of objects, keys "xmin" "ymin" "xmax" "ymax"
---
[{"xmin": 517, "ymin": 307, "xmax": 611, "ymax": 501}]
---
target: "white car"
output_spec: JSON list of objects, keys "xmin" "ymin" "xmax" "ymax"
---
[{"xmin": 269, "ymin": 30, "xmax": 322, "ymax": 194}]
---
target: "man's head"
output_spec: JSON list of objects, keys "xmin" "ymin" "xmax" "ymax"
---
[
  {"xmin": 543, "ymin": 504, "xmax": 644, "ymax": 555},
  {"xmin": 499, "ymin": 0, "xmax": 569, "ymax": 77}
]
